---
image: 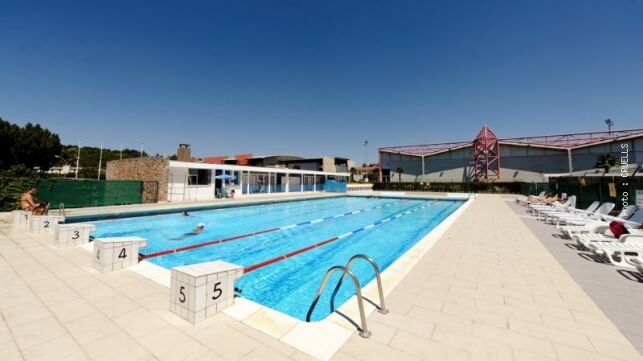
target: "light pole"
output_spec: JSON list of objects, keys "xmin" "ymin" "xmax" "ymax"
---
[
  {"xmin": 364, "ymin": 140, "xmax": 368, "ymax": 166},
  {"xmin": 54, "ymin": 155, "xmax": 69, "ymax": 176},
  {"xmin": 97, "ymin": 142, "xmax": 103, "ymax": 180},
  {"xmin": 75, "ymin": 141, "xmax": 81, "ymax": 179},
  {"xmin": 605, "ymin": 118, "xmax": 614, "ymax": 136},
  {"xmin": 54, "ymin": 155, "xmax": 68, "ymax": 165}
]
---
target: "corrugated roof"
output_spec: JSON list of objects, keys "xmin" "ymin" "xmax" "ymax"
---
[{"xmin": 380, "ymin": 128, "xmax": 643, "ymax": 157}]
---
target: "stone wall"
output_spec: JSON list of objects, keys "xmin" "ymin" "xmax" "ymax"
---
[{"xmin": 106, "ymin": 157, "xmax": 169, "ymax": 203}]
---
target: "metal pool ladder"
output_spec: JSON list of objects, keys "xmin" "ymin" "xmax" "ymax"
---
[{"xmin": 305, "ymin": 254, "xmax": 389, "ymax": 338}]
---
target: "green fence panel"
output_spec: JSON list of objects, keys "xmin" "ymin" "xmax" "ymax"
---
[
  {"xmin": 37, "ymin": 179, "xmax": 143, "ymax": 209},
  {"xmin": 519, "ymin": 183, "xmax": 550, "ymax": 196},
  {"xmin": 551, "ymin": 176, "xmax": 641, "ymax": 211},
  {"xmin": 370, "ymin": 179, "xmax": 642, "ymax": 211}
]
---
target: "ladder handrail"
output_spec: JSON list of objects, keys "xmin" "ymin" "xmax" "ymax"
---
[
  {"xmin": 306, "ymin": 265, "xmax": 372, "ymax": 338},
  {"xmin": 330, "ymin": 254, "xmax": 388, "ymax": 315}
]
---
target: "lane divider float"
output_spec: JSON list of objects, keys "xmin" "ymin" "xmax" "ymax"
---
[
  {"xmin": 139, "ymin": 199, "xmax": 407, "ymax": 260},
  {"xmin": 243, "ymin": 200, "xmax": 441, "ymax": 273}
]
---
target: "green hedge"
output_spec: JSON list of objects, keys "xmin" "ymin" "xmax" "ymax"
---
[
  {"xmin": 372, "ymin": 182, "xmax": 550, "ymax": 194},
  {"xmin": 0, "ymin": 177, "xmax": 40, "ymax": 211},
  {"xmin": 373, "ymin": 179, "xmax": 641, "ymax": 211}
]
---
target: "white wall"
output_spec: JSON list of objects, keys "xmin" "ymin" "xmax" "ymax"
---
[
  {"xmin": 166, "ymin": 162, "xmax": 350, "ymax": 202},
  {"xmin": 167, "ymin": 166, "xmax": 216, "ymax": 202}
]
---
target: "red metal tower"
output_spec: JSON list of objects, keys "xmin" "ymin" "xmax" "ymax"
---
[{"xmin": 473, "ymin": 125, "xmax": 501, "ymax": 182}]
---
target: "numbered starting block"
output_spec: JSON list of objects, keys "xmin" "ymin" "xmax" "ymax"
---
[
  {"xmin": 170, "ymin": 261, "xmax": 244, "ymax": 324},
  {"xmin": 29, "ymin": 215, "xmax": 65, "ymax": 234},
  {"xmin": 55, "ymin": 224, "xmax": 96, "ymax": 247},
  {"xmin": 92, "ymin": 237, "xmax": 147, "ymax": 273},
  {"xmin": 12, "ymin": 210, "xmax": 31, "ymax": 228}
]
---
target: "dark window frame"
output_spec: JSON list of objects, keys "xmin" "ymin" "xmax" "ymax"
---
[{"xmin": 188, "ymin": 168, "xmax": 211, "ymax": 185}]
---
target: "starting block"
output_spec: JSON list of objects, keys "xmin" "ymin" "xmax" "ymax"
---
[
  {"xmin": 29, "ymin": 215, "xmax": 65, "ymax": 234},
  {"xmin": 55, "ymin": 224, "xmax": 96, "ymax": 247},
  {"xmin": 169, "ymin": 261, "xmax": 244, "ymax": 324},
  {"xmin": 12, "ymin": 210, "xmax": 31, "ymax": 228},
  {"xmin": 92, "ymin": 237, "xmax": 148, "ymax": 273}
]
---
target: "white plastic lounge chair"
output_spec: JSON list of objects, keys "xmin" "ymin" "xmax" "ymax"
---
[
  {"xmin": 587, "ymin": 235, "xmax": 643, "ymax": 268},
  {"xmin": 597, "ymin": 205, "xmax": 638, "ymax": 224},
  {"xmin": 558, "ymin": 220, "xmax": 609, "ymax": 238},
  {"xmin": 558, "ymin": 205, "xmax": 638, "ymax": 234},
  {"xmin": 625, "ymin": 256, "xmax": 643, "ymax": 274},
  {"xmin": 541, "ymin": 201, "xmax": 600, "ymax": 222},
  {"xmin": 575, "ymin": 229, "xmax": 643, "ymax": 250},
  {"xmin": 529, "ymin": 196, "xmax": 576, "ymax": 216},
  {"xmin": 517, "ymin": 191, "xmax": 545, "ymax": 205},
  {"xmin": 552, "ymin": 202, "xmax": 615, "ymax": 226},
  {"xmin": 577, "ymin": 208, "xmax": 643, "ymax": 234}
]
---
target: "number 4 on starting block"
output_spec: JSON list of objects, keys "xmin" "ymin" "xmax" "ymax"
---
[{"xmin": 92, "ymin": 237, "xmax": 148, "ymax": 273}]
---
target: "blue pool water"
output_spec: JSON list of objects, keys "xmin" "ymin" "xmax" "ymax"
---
[{"xmin": 88, "ymin": 196, "xmax": 463, "ymax": 321}]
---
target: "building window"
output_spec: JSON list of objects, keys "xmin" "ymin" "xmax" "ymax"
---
[{"xmin": 188, "ymin": 169, "xmax": 211, "ymax": 185}]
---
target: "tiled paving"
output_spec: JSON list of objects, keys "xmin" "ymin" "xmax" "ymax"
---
[
  {"xmin": 508, "ymin": 199, "xmax": 643, "ymax": 355},
  {"xmin": 1, "ymin": 194, "xmax": 642, "ymax": 361}
]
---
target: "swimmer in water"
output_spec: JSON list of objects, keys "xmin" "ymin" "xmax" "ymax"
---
[{"xmin": 170, "ymin": 223, "xmax": 205, "ymax": 241}]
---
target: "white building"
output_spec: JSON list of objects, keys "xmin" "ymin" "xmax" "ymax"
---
[{"xmin": 167, "ymin": 161, "xmax": 350, "ymax": 202}]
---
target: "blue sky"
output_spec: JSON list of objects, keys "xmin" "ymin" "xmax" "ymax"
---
[{"xmin": 1, "ymin": 0, "xmax": 642, "ymax": 164}]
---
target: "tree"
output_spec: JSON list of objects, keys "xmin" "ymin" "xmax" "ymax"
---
[
  {"xmin": 396, "ymin": 166, "xmax": 404, "ymax": 182},
  {"xmin": 595, "ymin": 154, "xmax": 617, "ymax": 174},
  {"xmin": 0, "ymin": 118, "xmax": 62, "ymax": 171},
  {"xmin": 349, "ymin": 167, "xmax": 357, "ymax": 181},
  {"xmin": 0, "ymin": 119, "xmax": 20, "ymax": 169}
]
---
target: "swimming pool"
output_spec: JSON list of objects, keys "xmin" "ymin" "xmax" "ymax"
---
[{"xmin": 87, "ymin": 196, "xmax": 464, "ymax": 321}]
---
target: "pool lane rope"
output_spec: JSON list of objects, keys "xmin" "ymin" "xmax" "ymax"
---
[
  {"xmin": 139, "ymin": 199, "xmax": 408, "ymax": 260},
  {"xmin": 243, "ymin": 200, "xmax": 442, "ymax": 273}
]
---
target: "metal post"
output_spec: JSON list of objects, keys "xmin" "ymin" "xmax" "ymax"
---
[
  {"xmin": 75, "ymin": 141, "xmax": 81, "ymax": 179},
  {"xmin": 364, "ymin": 140, "xmax": 368, "ymax": 166},
  {"xmin": 567, "ymin": 148, "xmax": 573, "ymax": 176},
  {"xmin": 421, "ymin": 155, "xmax": 425, "ymax": 182},
  {"xmin": 239, "ymin": 171, "xmax": 244, "ymax": 196},
  {"xmin": 378, "ymin": 149, "xmax": 382, "ymax": 182},
  {"xmin": 183, "ymin": 172, "xmax": 187, "ymax": 202},
  {"xmin": 267, "ymin": 172, "xmax": 271, "ymax": 194},
  {"xmin": 286, "ymin": 173, "xmax": 290, "ymax": 193},
  {"xmin": 97, "ymin": 142, "xmax": 103, "ymax": 180},
  {"xmin": 300, "ymin": 173, "xmax": 304, "ymax": 192}
]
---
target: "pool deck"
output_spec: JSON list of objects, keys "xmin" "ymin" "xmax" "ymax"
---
[{"xmin": 1, "ymin": 194, "xmax": 642, "ymax": 361}]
